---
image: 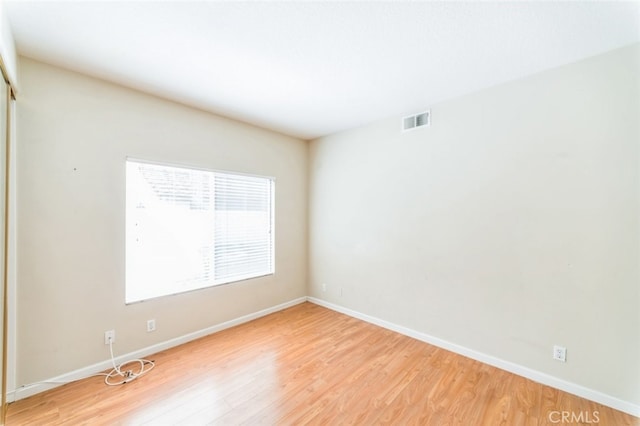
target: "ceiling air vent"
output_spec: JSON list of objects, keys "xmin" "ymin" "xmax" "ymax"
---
[{"xmin": 402, "ymin": 110, "xmax": 430, "ymax": 132}]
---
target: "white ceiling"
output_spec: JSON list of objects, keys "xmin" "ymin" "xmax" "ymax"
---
[{"xmin": 5, "ymin": 1, "xmax": 640, "ymax": 140}]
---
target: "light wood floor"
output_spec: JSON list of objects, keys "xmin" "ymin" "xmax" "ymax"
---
[{"xmin": 6, "ymin": 302, "xmax": 639, "ymax": 425}]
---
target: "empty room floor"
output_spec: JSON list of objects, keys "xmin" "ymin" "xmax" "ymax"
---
[{"xmin": 6, "ymin": 303, "xmax": 639, "ymax": 425}]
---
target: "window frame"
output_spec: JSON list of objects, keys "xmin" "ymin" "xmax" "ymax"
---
[{"xmin": 125, "ymin": 157, "xmax": 275, "ymax": 304}]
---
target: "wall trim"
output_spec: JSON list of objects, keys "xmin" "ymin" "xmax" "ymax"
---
[
  {"xmin": 307, "ymin": 297, "xmax": 640, "ymax": 417},
  {"xmin": 8, "ymin": 296, "xmax": 307, "ymax": 402}
]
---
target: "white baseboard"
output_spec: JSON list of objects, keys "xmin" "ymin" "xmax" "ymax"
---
[
  {"xmin": 10, "ymin": 295, "xmax": 639, "ymax": 418},
  {"xmin": 307, "ymin": 297, "xmax": 640, "ymax": 418},
  {"xmin": 8, "ymin": 297, "xmax": 307, "ymax": 402}
]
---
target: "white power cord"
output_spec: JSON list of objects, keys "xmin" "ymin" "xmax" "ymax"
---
[
  {"xmin": 100, "ymin": 338, "xmax": 155, "ymax": 386},
  {"xmin": 17, "ymin": 338, "xmax": 155, "ymax": 393}
]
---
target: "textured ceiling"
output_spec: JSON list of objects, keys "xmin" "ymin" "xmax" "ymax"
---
[{"xmin": 5, "ymin": 1, "xmax": 640, "ymax": 140}]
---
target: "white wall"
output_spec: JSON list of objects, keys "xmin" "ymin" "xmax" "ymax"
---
[
  {"xmin": 16, "ymin": 57, "xmax": 307, "ymax": 385},
  {"xmin": 309, "ymin": 44, "xmax": 640, "ymax": 407}
]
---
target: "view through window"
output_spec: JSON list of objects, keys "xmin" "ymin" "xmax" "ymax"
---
[{"xmin": 126, "ymin": 159, "xmax": 274, "ymax": 303}]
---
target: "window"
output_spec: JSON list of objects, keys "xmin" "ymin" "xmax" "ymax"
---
[{"xmin": 126, "ymin": 159, "xmax": 274, "ymax": 303}]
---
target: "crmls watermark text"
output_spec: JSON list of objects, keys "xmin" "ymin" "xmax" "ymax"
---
[{"xmin": 548, "ymin": 410, "xmax": 600, "ymax": 424}]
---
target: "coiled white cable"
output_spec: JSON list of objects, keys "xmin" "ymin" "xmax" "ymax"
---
[
  {"xmin": 101, "ymin": 338, "xmax": 155, "ymax": 386},
  {"xmin": 17, "ymin": 339, "xmax": 155, "ymax": 392}
]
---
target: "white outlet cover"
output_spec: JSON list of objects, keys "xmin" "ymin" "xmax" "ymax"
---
[{"xmin": 553, "ymin": 345, "xmax": 567, "ymax": 362}]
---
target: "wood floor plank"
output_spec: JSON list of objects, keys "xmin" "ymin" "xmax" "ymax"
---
[{"xmin": 6, "ymin": 302, "xmax": 639, "ymax": 425}]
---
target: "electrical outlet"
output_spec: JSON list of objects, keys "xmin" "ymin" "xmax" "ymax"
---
[
  {"xmin": 321, "ymin": 283, "xmax": 326, "ymax": 292},
  {"xmin": 553, "ymin": 345, "xmax": 567, "ymax": 362},
  {"xmin": 104, "ymin": 330, "xmax": 115, "ymax": 345},
  {"xmin": 147, "ymin": 319, "xmax": 156, "ymax": 332}
]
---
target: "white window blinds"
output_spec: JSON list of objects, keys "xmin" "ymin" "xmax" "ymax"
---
[{"xmin": 126, "ymin": 160, "xmax": 274, "ymax": 303}]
